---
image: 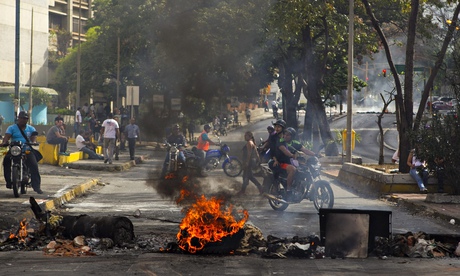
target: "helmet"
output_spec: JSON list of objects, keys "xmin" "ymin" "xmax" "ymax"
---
[
  {"xmin": 285, "ymin": 127, "xmax": 297, "ymax": 138},
  {"xmin": 273, "ymin": 119, "xmax": 286, "ymax": 129},
  {"xmin": 18, "ymin": 111, "xmax": 29, "ymax": 119},
  {"xmin": 204, "ymin": 124, "xmax": 211, "ymax": 130},
  {"xmin": 267, "ymin": 125, "xmax": 274, "ymax": 131}
]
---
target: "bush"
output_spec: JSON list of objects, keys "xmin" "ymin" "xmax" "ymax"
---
[
  {"xmin": 48, "ymin": 107, "xmax": 74, "ymax": 115},
  {"xmin": 417, "ymin": 114, "xmax": 460, "ymax": 194}
]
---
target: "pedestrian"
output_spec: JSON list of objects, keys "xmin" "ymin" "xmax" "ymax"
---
[
  {"xmin": 407, "ymin": 143, "xmax": 429, "ymax": 193},
  {"xmin": 74, "ymin": 107, "xmax": 82, "ymax": 138},
  {"xmin": 96, "ymin": 103, "xmax": 105, "ymax": 121},
  {"xmin": 245, "ymin": 107, "xmax": 251, "ymax": 123},
  {"xmin": 101, "ymin": 113, "xmax": 120, "ymax": 164},
  {"xmin": 124, "ymin": 117, "xmax": 140, "ymax": 160},
  {"xmin": 75, "ymin": 130, "xmax": 104, "ymax": 160},
  {"xmin": 46, "ymin": 117, "xmax": 69, "ymax": 155},
  {"xmin": 236, "ymin": 131, "xmax": 263, "ymax": 196},
  {"xmin": 82, "ymin": 102, "xmax": 89, "ymax": 116},
  {"xmin": 233, "ymin": 108, "xmax": 239, "ymax": 125},
  {"xmin": 188, "ymin": 120, "xmax": 195, "ymax": 142}
]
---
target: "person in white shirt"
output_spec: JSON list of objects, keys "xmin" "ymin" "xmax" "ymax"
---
[
  {"xmin": 75, "ymin": 130, "xmax": 104, "ymax": 160},
  {"xmin": 74, "ymin": 107, "xmax": 82, "ymax": 138},
  {"xmin": 101, "ymin": 113, "xmax": 120, "ymax": 164}
]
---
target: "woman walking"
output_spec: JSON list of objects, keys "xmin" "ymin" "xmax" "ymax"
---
[{"xmin": 237, "ymin": 131, "xmax": 263, "ymax": 196}]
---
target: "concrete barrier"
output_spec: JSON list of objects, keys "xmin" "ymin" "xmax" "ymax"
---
[{"xmin": 338, "ymin": 163, "xmax": 447, "ymax": 196}]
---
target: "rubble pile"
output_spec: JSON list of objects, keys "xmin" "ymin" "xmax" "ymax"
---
[{"xmin": 373, "ymin": 231, "xmax": 459, "ymax": 258}]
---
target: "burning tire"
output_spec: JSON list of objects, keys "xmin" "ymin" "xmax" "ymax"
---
[
  {"xmin": 12, "ymin": 166, "xmax": 21, "ymax": 198},
  {"xmin": 223, "ymin": 158, "xmax": 242, "ymax": 177},
  {"xmin": 311, "ymin": 180, "xmax": 334, "ymax": 211},
  {"xmin": 267, "ymin": 181, "xmax": 289, "ymax": 211}
]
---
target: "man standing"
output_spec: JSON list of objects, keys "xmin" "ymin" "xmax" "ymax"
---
[
  {"xmin": 101, "ymin": 113, "xmax": 120, "ymax": 164},
  {"xmin": 0, "ymin": 111, "xmax": 42, "ymax": 194},
  {"xmin": 74, "ymin": 107, "xmax": 82, "ymax": 138},
  {"xmin": 124, "ymin": 118, "xmax": 140, "ymax": 160},
  {"xmin": 75, "ymin": 130, "xmax": 104, "ymax": 160},
  {"xmin": 46, "ymin": 118, "xmax": 69, "ymax": 155}
]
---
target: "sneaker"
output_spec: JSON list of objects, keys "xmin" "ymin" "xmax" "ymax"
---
[
  {"xmin": 59, "ymin": 152, "xmax": 70, "ymax": 156},
  {"xmin": 34, "ymin": 189, "xmax": 43, "ymax": 194},
  {"xmin": 421, "ymin": 188, "xmax": 428, "ymax": 194},
  {"xmin": 104, "ymin": 159, "xmax": 108, "ymax": 164},
  {"xmin": 6, "ymin": 183, "xmax": 12, "ymax": 189},
  {"xmin": 235, "ymin": 190, "xmax": 245, "ymax": 196}
]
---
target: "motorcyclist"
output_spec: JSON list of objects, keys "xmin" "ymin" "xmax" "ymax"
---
[
  {"xmin": 162, "ymin": 124, "xmax": 187, "ymax": 176},
  {"xmin": 268, "ymin": 119, "xmax": 298, "ymax": 200},
  {"xmin": 195, "ymin": 124, "xmax": 217, "ymax": 164},
  {"xmin": 0, "ymin": 111, "xmax": 42, "ymax": 194},
  {"xmin": 258, "ymin": 125, "xmax": 275, "ymax": 162},
  {"xmin": 283, "ymin": 127, "xmax": 316, "ymax": 157}
]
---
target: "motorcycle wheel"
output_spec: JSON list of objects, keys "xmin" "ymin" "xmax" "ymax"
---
[
  {"xmin": 12, "ymin": 166, "xmax": 21, "ymax": 198},
  {"xmin": 268, "ymin": 182, "xmax": 289, "ymax": 211},
  {"xmin": 21, "ymin": 180, "xmax": 28, "ymax": 194},
  {"xmin": 311, "ymin": 180, "xmax": 334, "ymax": 211},
  {"xmin": 223, "ymin": 158, "xmax": 242, "ymax": 177}
]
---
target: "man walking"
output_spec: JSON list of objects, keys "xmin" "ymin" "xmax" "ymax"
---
[
  {"xmin": 124, "ymin": 118, "xmax": 140, "ymax": 160},
  {"xmin": 74, "ymin": 107, "xmax": 82, "ymax": 138},
  {"xmin": 101, "ymin": 113, "xmax": 120, "ymax": 164}
]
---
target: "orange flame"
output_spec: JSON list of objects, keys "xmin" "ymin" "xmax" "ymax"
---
[
  {"xmin": 9, "ymin": 218, "xmax": 29, "ymax": 243},
  {"xmin": 176, "ymin": 194, "xmax": 248, "ymax": 253}
]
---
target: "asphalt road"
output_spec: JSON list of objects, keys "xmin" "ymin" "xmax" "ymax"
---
[{"xmin": 1, "ymin": 119, "xmax": 460, "ymax": 275}]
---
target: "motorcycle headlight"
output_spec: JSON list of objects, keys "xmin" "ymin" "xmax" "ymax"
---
[{"xmin": 10, "ymin": 145, "xmax": 22, "ymax": 156}]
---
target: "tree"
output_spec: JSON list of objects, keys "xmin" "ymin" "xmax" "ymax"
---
[
  {"xmin": 362, "ymin": 0, "xmax": 460, "ymax": 172},
  {"xmin": 264, "ymin": 0, "xmax": 373, "ymax": 155}
]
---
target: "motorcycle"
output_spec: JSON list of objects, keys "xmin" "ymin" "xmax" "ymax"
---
[
  {"xmin": 261, "ymin": 147, "xmax": 334, "ymax": 211},
  {"xmin": 1, "ymin": 141, "xmax": 38, "ymax": 198},
  {"xmin": 186, "ymin": 137, "xmax": 243, "ymax": 177},
  {"xmin": 161, "ymin": 141, "xmax": 187, "ymax": 178}
]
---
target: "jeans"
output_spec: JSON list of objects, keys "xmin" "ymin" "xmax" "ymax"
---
[
  {"xmin": 3, "ymin": 151, "xmax": 41, "ymax": 191},
  {"xmin": 410, "ymin": 167, "xmax": 428, "ymax": 190},
  {"xmin": 127, "ymin": 138, "xmax": 136, "ymax": 160},
  {"xmin": 47, "ymin": 137, "xmax": 68, "ymax": 152},
  {"xmin": 80, "ymin": 146, "xmax": 103, "ymax": 160},
  {"xmin": 103, "ymin": 138, "xmax": 116, "ymax": 162}
]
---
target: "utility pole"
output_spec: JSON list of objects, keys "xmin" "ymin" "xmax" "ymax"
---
[
  {"xmin": 346, "ymin": 0, "xmax": 354, "ymax": 163},
  {"xmin": 28, "ymin": 8, "xmax": 34, "ymax": 122},
  {"xmin": 14, "ymin": 0, "xmax": 20, "ymax": 120},
  {"xmin": 116, "ymin": 35, "xmax": 120, "ymax": 109},
  {"xmin": 76, "ymin": 0, "xmax": 82, "ymax": 109}
]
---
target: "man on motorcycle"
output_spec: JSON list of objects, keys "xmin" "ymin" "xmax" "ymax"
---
[
  {"xmin": 283, "ymin": 127, "xmax": 316, "ymax": 157},
  {"xmin": 258, "ymin": 125, "xmax": 275, "ymax": 163},
  {"xmin": 196, "ymin": 124, "xmax": 217, "ymax": 163},
  {"xmin": 268, "ymin": 120, "xmax": 298, "ymax": 200},
  {"xmin": 0, "ymin": 111, "xmax": 42, "ymax": 194},
  {"xmin": 162, "ymin": 124, "xmax": 187, "ymax": 175}
]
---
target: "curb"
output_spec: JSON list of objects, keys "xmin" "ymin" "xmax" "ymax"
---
[
  {"xmin": 67, "ymin": 154, "xmax": 149, "ymax": 171},
  {"xmin": 13, "ymin": 178, "xmax": 100, "ymax": 223}
]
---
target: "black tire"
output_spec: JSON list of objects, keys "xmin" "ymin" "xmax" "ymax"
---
[
  {"xmin": 12, "ymin": 166, "xmax": 21, "ymax": 198},
  {"xmin": 268, "ymin": 182, "xmax": 289, "ymax": 211},
  {"xmin": 311, "ymin": 180, "xmax": 334, "ymax": 211},
  {"xmin": 20, "ymin": 179, "xmax": 27, "ymax": 194},
  {"xmin": 223, "ymin": 158, "xmax": 242, "ymax": 177}
]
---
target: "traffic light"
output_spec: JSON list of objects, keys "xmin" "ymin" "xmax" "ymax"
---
[{"xmin": 382, "ymin": 69, "xmax": 387, "ymax": 77}]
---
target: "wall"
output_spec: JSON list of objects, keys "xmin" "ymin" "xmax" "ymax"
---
[{"xmin": 0, "ymin": 0, "xmax": 49, "ymax": 86}]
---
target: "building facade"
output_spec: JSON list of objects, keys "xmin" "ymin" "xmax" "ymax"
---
[{"xmin": 0, "ymin": 0, "xmax": 49, "ymax": 87}]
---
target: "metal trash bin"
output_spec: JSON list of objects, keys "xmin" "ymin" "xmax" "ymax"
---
[{"xmin": 319, "ymin": 208, "xmax": 392, "ymax": 258}]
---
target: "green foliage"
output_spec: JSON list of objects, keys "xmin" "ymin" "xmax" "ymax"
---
[
  {"xmin": 9, "ymin": 88, "xmax": 52, "ymax": 107},
  {"xmin": 417, "ymin": 113, "xmax": 460, "ymax": 194},
  {"xmin": 48, "ymin": 107, "xmax": 74, "ymax": 115}
]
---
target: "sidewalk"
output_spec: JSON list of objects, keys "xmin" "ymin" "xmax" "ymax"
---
[{"xmin": 322, "ymin": 167, "xmax": 460, "ymax": 229}]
